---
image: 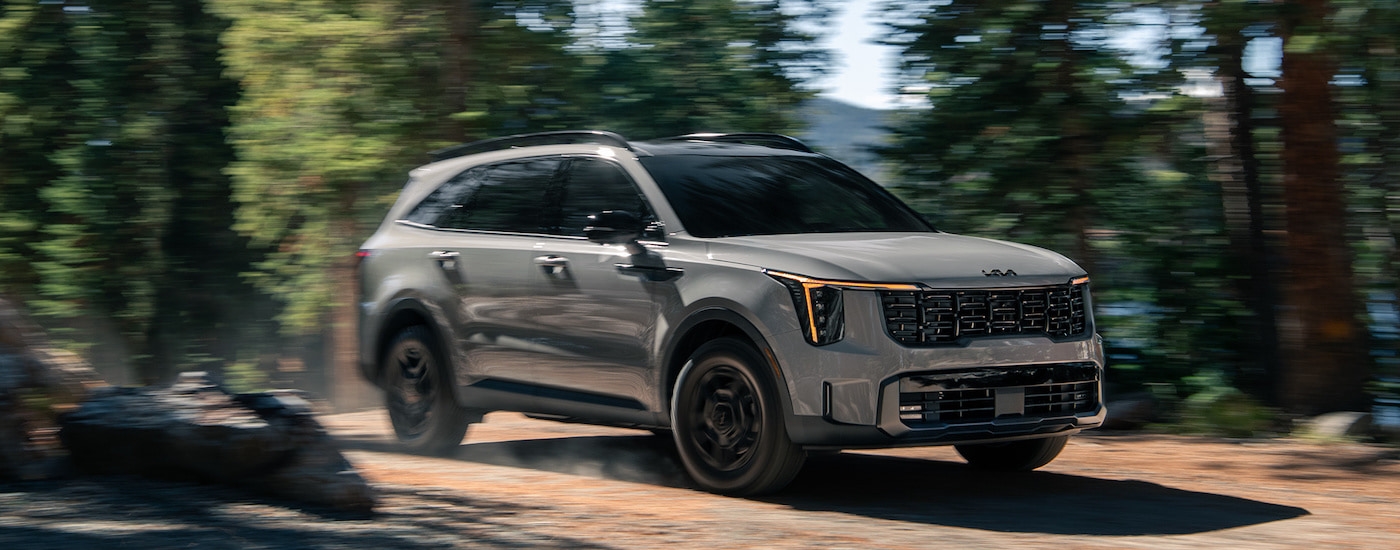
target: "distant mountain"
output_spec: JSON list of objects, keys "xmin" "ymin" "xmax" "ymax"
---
[{"xmin": 794, "ymin": 97, "xmax": 894, "ymax": 182}]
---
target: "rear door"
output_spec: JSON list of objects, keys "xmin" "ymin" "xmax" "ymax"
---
[{"xmin": 399, "ymin": 158, "xmax": 565, "ymax": 394}]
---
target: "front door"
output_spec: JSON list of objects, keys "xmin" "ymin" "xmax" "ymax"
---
[{"xmin": 524, "ymin": 156, "xmax": 677, "ymax": 412}]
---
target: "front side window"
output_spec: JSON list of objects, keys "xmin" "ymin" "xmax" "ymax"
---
[
  {"xmin": 557, "ymin": 157, "xmax": 661, "ymax": 240},
  {"xmin": 639, "ymin": 155, "xmax": 933, "ymax": 238},
  {"xmin": 403, "ymin": 158, "xmax": 562, "ymax": 233}
]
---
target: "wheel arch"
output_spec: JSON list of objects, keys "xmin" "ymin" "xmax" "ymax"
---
[{"xmin": 660, "ymin": 307, "xmax": 795, "ymax": 427}]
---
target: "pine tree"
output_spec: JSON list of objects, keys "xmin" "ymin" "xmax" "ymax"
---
[
  {"xmin": 210, "ymin": 0, "xmax": 589, "ymax": 406},
  {"xmin": 590, "ymin": 0, "xmax": 830, "ymax": 137},
  {"xmin": 1, "ymin": 0, "xmax": 257, "ymax": 383}
]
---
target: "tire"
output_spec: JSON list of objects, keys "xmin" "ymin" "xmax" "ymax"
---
[
  {"xmin": 955, "ymin": 435, "xmax": 1069, "ymax": 471},
  {"xmin": 671, "ymin": 337, "xmax": 806, "ymax": 496},
  {"xmin": 383, "ymin": 325, "xmax": 471, "ymax": 456}
]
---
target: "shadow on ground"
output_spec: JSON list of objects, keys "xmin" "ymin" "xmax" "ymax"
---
[
  {"xmin": 339, "ymin": 433, "xmax": 1310, "ymax": 537},
  {"xmin": 0, "ymin": 478, "xmax": 602, "ymax": 549},
  {"xmin": 776, "ymin": 452, "xmax": 1308, "ymax": 536}
]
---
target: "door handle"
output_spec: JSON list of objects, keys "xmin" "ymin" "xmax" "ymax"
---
[
  {"xmin": 430, "ymin": 250, "xmax": 463, "ymax": 283},
  {"xmin": 533, "ymin": 255, "xmax": 570, "ymax": 277}
]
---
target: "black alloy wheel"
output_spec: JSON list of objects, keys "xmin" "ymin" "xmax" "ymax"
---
[
  {"xmin": 689, "ymin": 364, "xmax": 761, "ymax": 471},
  {"xmin": 383, "ymin": 325, "xmax": 471, "ymax": 455},
  {"xmin": 672, "ymin": 337, "xmax": 805, "ymax": 495}
]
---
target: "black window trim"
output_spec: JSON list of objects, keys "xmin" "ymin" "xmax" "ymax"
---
[
  {"xmin": 557, "ymin": 154, "xmax": 667, "ymax": 245},
  {"xmin": 395, "ymin": 153, "xmax": 669, "ymax": 245}
]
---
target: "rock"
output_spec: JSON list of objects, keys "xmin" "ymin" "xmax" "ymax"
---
[
  {"xmin": 234, "ymin": 389, "xmax": 377, "ymax": 512},
  {"xmin": 0, "ymin": 297, "xmax": 105, "ymax": 480},
  {"xmin": 1297, "ymin": 411, "xmax": 1373, "ymax": 440},
  {"xmin": 60, "ymin": 373, "xmax": 375, "ymax": 513},
  {"xmin": 1102, "ymin": 392, "xmax": 1158, "ymax": 430}
]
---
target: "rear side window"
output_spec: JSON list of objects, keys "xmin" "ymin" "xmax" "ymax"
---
[{"xmin": 403, "ymin": 158, "xmax": 562, "ymax": 233}]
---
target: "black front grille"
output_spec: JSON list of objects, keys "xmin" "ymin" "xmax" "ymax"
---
[
  {"xmin": 897, "ymin": 363, "xmax": 1100, "ymax": 428},
  {"xmin": 1025, "ymin": 381, "xmax": 1097, "ymax": 416},
  {"xmin": 881, "ymin": 283, "xmax": 1087, "ymax": 346}
]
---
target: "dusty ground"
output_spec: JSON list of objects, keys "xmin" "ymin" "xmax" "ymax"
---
[{"xmin": 3, "ymin": 409, "xmax": 1398, "ymax": 549}]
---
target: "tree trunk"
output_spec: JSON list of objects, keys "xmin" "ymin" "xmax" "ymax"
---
[
  {"xmin": 1276, "ymin": 0, "xmax": 1370, "ymax": 415},
  {"xmin": 1209, "ymin": 38, "xmax": 1280, "ymax": 399},
  {"xmin": 442, "ymin": 0, "xmax": 479, "ymax": 142}
]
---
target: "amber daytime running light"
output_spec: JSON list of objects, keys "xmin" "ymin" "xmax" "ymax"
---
[{"xmin": 766, "ymin": 270, "xmax": 919, "ymax": 346}]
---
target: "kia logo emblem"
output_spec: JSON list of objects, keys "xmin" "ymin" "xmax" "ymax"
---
[{"xmin": 982, "ymin": 269, "xmax": 1017, "ymax": 277}]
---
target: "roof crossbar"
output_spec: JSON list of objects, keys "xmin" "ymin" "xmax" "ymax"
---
[
  {"xmin": 661, "ymin": 133, "xmax": 815, "ymax": 153},
  {"xmin": 429, "ymin": 130, "xmax": 632, "ymax": 163}
]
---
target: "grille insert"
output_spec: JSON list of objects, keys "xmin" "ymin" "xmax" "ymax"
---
[
  {"xmin": 897, "ymin": 363, "xmax": 1099, "ymax": 427},
  {"xmin": 881, "ymin": 283, "xmax": 1087, "ymax": 346}
]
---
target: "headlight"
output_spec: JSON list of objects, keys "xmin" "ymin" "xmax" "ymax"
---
[{"xmin": 766, "ymin": 270, "xmax": 919, "ymax": 346}]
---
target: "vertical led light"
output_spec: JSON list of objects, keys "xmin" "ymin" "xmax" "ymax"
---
[{"xmin": 766, "ymin": 270, "xmax": 917, "ymax": 346}]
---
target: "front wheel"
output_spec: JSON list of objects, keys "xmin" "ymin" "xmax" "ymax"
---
[
  {"xmin": 383, "ymin": 325, "xmax": 472, "ymax": 456},
  {"xmin": 671, "ymin": 338, "xmax": 806, "ymax": 496},
  {"xmin": 955, "ymin": 435, "xmax": 1069, "ymax": 471}
]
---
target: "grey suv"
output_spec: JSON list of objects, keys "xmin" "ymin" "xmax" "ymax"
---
[{"xmin": 357, "ymin": 131, "xmax": 1105, "ymax": 495}]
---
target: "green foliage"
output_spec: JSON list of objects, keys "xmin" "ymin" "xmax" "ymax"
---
[
  {"xmin": 1174, "ymin": 370, "xmax": 1279, "ymax": 437},
  {"xmin": 587, "ymin": 0, "xmax": 830, "ymax": 137},
  {"xmin": 0, "ymin": 1, "xmax": 78, "ymax": 298},
  {"xmin": 880, "ymin": 1, "xmax": 1178, "ymax": 293},
  {"xmin": 878, "ymin": 0, "xmax": 1253, "ymax": 402},
  {"xmin": 222, "ymin": 360, "xmax": 270, "ymax": 394},
  {"xmin": 210, "ymin": 1, "xmax": 599, "ymax": 334},
  {"xmin": 4, "ymin": 0, "xmax": 1396, "ymax": 420},
  {"xmin": 1334, "ymin": 0, "xmax": 1400, "ymax": 389},
  {"xmin": 1, "ymin": 0, "xmax": 264, "ymax": 382}
]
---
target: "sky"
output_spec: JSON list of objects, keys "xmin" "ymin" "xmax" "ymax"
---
[
  {"xmin": 819, "ymin": 0, "xmax": 899, "ymax": 110},
  {"xmin": 592, "ymin": 2, "xmax": 1285, "ymax": 112},
  {"xmin": 815, "ymin": 3, "xmax": 1284, "ymax": 110}
]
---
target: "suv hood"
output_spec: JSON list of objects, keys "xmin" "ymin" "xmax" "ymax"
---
[{"xmin": 703, "ymin": 232, "xmax": 1085, "ymax": 288}]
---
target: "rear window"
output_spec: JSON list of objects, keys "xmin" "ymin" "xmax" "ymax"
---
[{"xmin": 639, "ymin": 155, "xmax": 933, "ymax": 238}]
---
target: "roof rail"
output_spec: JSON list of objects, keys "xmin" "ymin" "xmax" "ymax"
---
[
  {"xmin": 660, "ymin": 133, "xmax": 815, "ymax": 153},
  {"xmin": 429, "ymin": 130, "xmax": 632, "ymax": 163}
]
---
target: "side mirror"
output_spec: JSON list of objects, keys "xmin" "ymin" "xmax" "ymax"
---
[{"xmin": 584, "ymin": 210, "xmax": 645, "ymax": 254}]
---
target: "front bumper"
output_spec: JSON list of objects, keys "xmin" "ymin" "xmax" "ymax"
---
[{"xmin": 761, "ymin": 289, "xmax": 1106, "ymax": 448}]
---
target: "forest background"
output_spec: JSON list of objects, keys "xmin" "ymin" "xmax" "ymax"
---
[{"xmin": 2, "ymin": 0, "xmax": 1398, "ymax": 432}]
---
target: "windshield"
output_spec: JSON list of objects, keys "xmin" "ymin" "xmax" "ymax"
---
[{"xmin": 639, "ymin": 155, "xmax": 934, "ymax": 238}]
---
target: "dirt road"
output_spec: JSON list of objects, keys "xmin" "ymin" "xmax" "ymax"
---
[{"xmin": 3, "ymin": 409, "xmax": 1398, "ymax": 549}]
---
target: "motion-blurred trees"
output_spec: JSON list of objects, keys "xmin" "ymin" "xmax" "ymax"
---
[
  {"xmin": 0, "ymin": 0, "xmax": 260, "ymax": 384},
  {"xmin": 2, "ymin": 0, "xmax": 832, "ymax": 401},
  {"xmin": 879, "ymin": 0, "xmax": 1246, "ymax": 402},
  {"xmin": 1274, "ymin": 0, "xmax": 1369, "ymax": 414},
  {"xmin": 587, "ymin": 0, "xmax": 830, "ymax": 136},
  {"xmin": 880, "ymin": 0, "xmax": 1399, "ymax": 415},
  {"xmin": 209, "ymin": 0, "xmax": 595, "ymax": 406},
  {"xmin": 5, "ymin": 0, "xmax": 1398, "ymax": 417}
]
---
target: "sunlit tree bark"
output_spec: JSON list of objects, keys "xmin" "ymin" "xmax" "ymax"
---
[{"xmin": 1276, "ymin": 0, "xmax": 1369, "ymax": 414}]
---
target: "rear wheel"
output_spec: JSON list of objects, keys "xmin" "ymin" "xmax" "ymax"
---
[
  {"xmin": 671, "ymin": 338, "xmax": 805, "ymax": 496},
  {"xmin": 383, "ymin": 325, "xmax": 471, "ymax": 456},
  {"xmin": 955, "ymin": 435, "xmax": 1069, "ymax": 471}
]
